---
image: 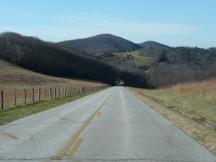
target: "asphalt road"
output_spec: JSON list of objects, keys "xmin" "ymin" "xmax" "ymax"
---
[{"xmin": 0, "ymin": 87, "xmax": 215, "ymax": 162}]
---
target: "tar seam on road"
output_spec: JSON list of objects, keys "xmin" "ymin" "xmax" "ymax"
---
[{"xmin": 52, "ymin": 94, "xmax": 111, "ymax": 161}]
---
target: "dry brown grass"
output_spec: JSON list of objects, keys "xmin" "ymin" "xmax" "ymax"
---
[
  {"xmin": 169, "ymin": 79, "xmax": 216, "ymax": 93},
  {"xmin": 168, "ymin": 79, "xmax": 216, "ymax": 103},
  {"xmin": 0, "ymin": 59, "xmax": 103, "ymax": 89}
]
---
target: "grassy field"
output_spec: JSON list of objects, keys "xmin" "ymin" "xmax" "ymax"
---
[
  {"xmin": 0, "ymin": 59, "xmax": 102, "ymax": 89},
  {"xmin": 114, "ymin": 50, "xmax": 154, "ymax": 70},
  {"xmin": 130, "ymin": 79, "xmax": 216, "ymax": 154}
]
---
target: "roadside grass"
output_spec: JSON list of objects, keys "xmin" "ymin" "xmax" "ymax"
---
[
  {"xmin": 0, "ymin": 90, "xmax": 99, "ymax": 126},
  {"xmin": 129, "ymin": 79, "xmax": 216, "ymax": 155}
]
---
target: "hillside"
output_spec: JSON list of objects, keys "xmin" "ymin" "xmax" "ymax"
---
[
  {"xmin": 139, "ymin": 41, "xmax": 170, "ymax": 49},
  {"xmin": 59, "ymin": 34, "xmax": 142, "ymax": 55},
  {"xmin": 0, "ymin": 32, "xmax": 119, "ymax": 85},
  {"xmin": 1, "ymin": 32, "xmax": 215, "ymax": 88},
  {"xmin": 0, "ymin": 59, "xmax": 103, "ymax": 89},
  {"xmin": 146, "ymin": 47, "xmax": 216, "ymax": 86},
  {"xmin": 96, "ymin": 50, "xmax": 154, "ymax": 71},
  {"xmin": 98, "ymin": 46, "xmax": 216, "ymax": 87},
  {"xmin": 59, "ymin": 33, "xmax": 216, "ymax": 87},
  {"xmin": 0, "ymin": 32, "xmax": 149, "ymax": 88}
]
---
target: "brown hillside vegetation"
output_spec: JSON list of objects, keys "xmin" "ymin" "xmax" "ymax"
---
[
  {"xmin": 0, "ymin": 59, "xmax": 102, "ymax": 89},
  {"xmin": 170, "ymin": 79, "xmax": 216, "ymax": 94}
]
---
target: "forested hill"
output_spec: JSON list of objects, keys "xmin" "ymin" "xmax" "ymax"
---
[
  {"xmin": 139, "ymin": 41, "xmax": 170, "ymax": 49},
  {"xmin": 59, "ymin": 34, "xmax": 142, "ymax": 55},
  {"xmin": 0, "ymin": 32, "xmax": 118, "ymax": 84},
  {"xmin": 97, "ymin": 46, "xmax": 216, "ymax": 87}
]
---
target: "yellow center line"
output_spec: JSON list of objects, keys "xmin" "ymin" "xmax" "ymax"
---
[
  {"xmin": 97, "ymin": 111, "xmax": 101, "ymax": 117},
  {"xmin": 52, "ymin": 94, "xmax": 111, "ymax": 160},
  {"xmin": 2, "ymin": 132, "xmax": 18, "ymax": 140},
  {"xmin": 66, "ymin": 138, "xmax": 83, "ymax": 157}
]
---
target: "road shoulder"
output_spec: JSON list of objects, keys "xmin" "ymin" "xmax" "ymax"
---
[{"xmin": 129, "ymin": 87, "xmax": 216, "ymax": 155}]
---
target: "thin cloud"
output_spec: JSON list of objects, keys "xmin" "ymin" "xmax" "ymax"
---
[
  {"xmin": 0, "ymin": 15, "xmax": 199, "ymax": 43},
  {"xmin": 51, "ymin": 14, "xmax": 199, "ymax": 36}
]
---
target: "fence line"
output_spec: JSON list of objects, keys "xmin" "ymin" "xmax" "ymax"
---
[{"xmin": 0, "ymin": 85, "xmax": 108, "ymax": 110}]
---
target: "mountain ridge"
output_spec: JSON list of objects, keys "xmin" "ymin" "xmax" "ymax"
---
[
  {"xmin": 59, "ymin": 34, "xmax": 142, "ymax": 55},
  {"xmin": 139, "ymin": 41, "xmax": 170, "ymax": 49}
]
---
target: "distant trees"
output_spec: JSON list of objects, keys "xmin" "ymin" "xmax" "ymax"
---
[{"xmin": 144, "ymin": 47, "xmax": 216, "ymax": 87}]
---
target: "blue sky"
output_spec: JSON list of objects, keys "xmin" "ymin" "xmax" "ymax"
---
[{"xmin": 0, "ymin": 0, "xmax": 215, "ymax": 48}]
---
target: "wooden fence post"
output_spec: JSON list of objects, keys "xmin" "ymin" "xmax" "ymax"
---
[
  {"xmin": 32, "ymin": 88, "xmax": 35, "ymax": 103},
  {"xmin": 39, "ymin": 88, "xmax": 41, "ymax": 101},
  {"xmin": 1, "ymin": 90, "xmax": 3, "ymax": 110},
  {"xmin": 24, "ymin": 89, "xmax": 27, "ymax": 105},
  {"xmin": 14, "ymin": 89, "xmax": 17, "ymax": 106},
  {"xmin": 74, "ymin": 88, "xmax": 77, "ymax": 95},
  {"xmin": 50, "ymin": 88, "xmax": 52, "ymax": 99},
  {"xmin": 55, "ymin": 87, "xmax": 57, "ymax": 98},
  {"xmin": 45, "ymin": 88, "xmax": 47, "ymax": 100},
  {"xmin": 65, "ymin": 88, "xmax": 67, "ymax": 97},
  {"xmin": 59, "ymin": 87, "xmax": 60, "ymax": 97}
]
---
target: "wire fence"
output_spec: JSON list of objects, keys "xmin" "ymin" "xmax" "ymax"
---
[{"xmin": 0, "ymin": 85, "xmax": 108, "ymax": 110}]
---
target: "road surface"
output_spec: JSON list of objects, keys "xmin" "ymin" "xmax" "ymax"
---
[{"xmin": 0, "ymin": 87, "xmax": 215, "ymax": 162}]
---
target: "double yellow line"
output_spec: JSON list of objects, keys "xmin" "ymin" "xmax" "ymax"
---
[{"xmin": 52, "ymin": 94, "xmax": 111, "ymax": 160}]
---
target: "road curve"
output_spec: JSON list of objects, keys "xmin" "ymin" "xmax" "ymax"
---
[{"xmin": 0, "ymin": 87, "xmax": 215, "ymax": 162}]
